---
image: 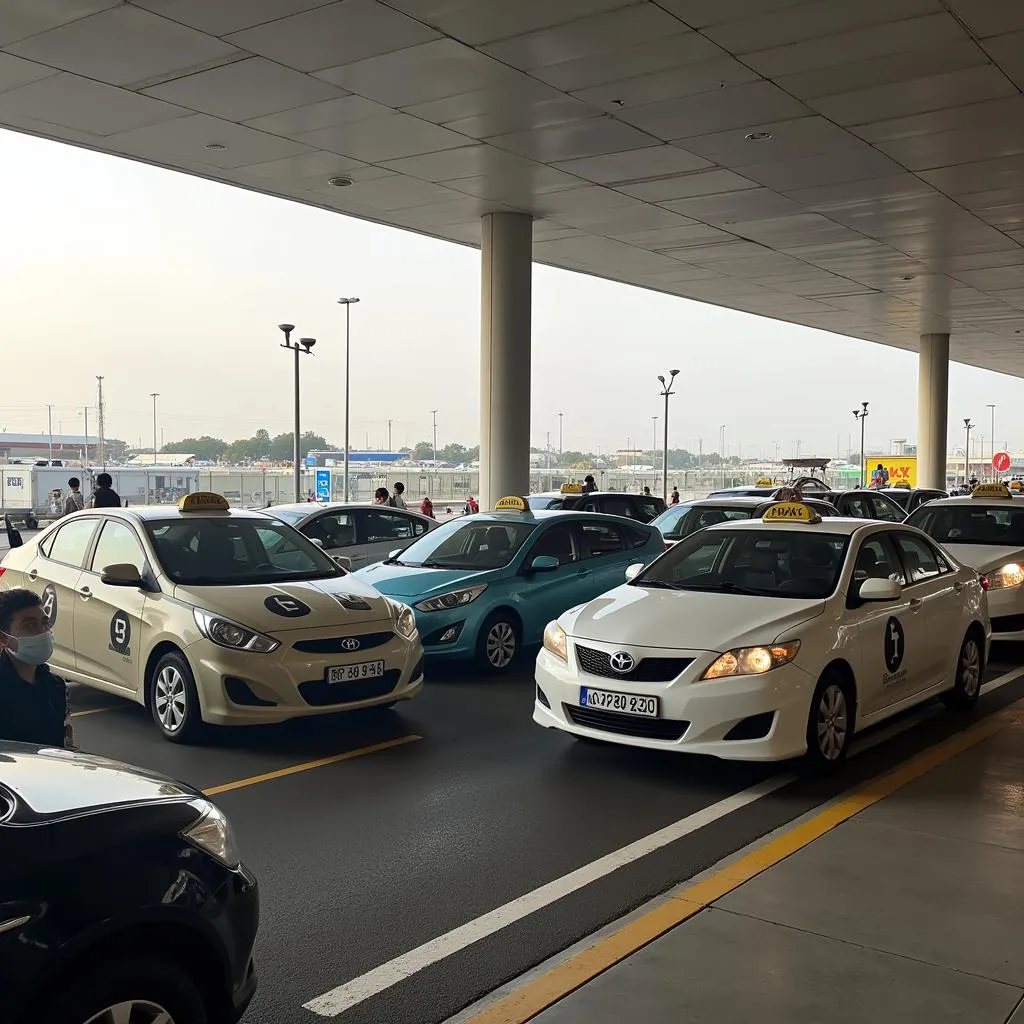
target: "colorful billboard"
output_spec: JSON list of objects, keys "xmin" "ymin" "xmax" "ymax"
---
[{"xmin": 868, "ymin": 456, "xmax": 917, "ymax": 487}]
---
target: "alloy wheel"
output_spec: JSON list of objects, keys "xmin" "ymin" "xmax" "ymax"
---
[
  {"xmin": 486, "ymin": 622, "xmax": 516, "ymax": 668},
  {"xmin": 154, "ymin": 666, "xmax": 187, "ymax": 733},
  {"xmin": 816, "ymin": 683, "xmax": 848, "ymax": 761},
  {"xmin": 960, "ymin": 639, "xmax": 981, "ymax": 698},
  {"xmin": 84, "ymin": 1000, "xmax": 175, "ymax": 1024}
]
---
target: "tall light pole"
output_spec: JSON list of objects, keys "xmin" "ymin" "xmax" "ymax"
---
[
  {"xmin": 656, "ymin": 370, "xmax": 679, "ymax": 500},
  {"xmin": 964, "ymin": 418, "xmax": 974, "ymax": 485},
  {"xmin": 337, "ymin": 296, "xmax": 360, "ymax": 501},
  {"xmin": 431, "ymin": 410, "xmax": 438, "ymax": 466},
  {"xmin": 278, "ymin": 324, "xmax": 315, "ymax": 502},
  {"xmin": 96, "ymin": 376, "xmax": 106, "ymax": 469},
  {"xmin": 150, "ymin": 393, "xmax": 159, "ymax": 464},
  {"xmin": 83, "ymin": 406, "xmax": 89, "ymax": 466},
  {"xmin": 987, "ymin": 403, "xmax": 996, "ymax": 478},
  {"xmin": 719, "ymin": 424, "xmax": 726, "ymax": 487},
  {"xmin": 46, "ymin": 404, "xmax": 53, "ymax": 462},
  {"xmin": 386, "ymin": 418, "xmax": 393, "ymax": 452},
  {"xmin": 852, "ymin": 402, "xmax": 869, "ymax": 486},
  {"xmin": 558, "ymin": 412, "xmax": 563, "ymax": 459}
]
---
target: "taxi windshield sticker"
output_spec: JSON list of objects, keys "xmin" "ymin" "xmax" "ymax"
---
[
  {"xmin": 972, "ymin": 482, "xmax": 1012, "ymax": 499},
  {"xmin": 762, "ymin": 502, "xmax": 821, "ymax": 524},
  {"xmin": 109, "ymin": 610, "xmax": 132, "ymax": 658},
  {"xmin": 41, "ymin": 584, "xmax": 57, "ymax": 628},
  {"xmin": 560, "ymin": 483, "xmax": 583, "ymax": 494},
  {"xmin": 494, "ymin": 495, "xmax": 529, "ymax": 512},
  {"xmin": 264, "ymin": 595, "xmax": 311, "ymax": 617},
  {"xmin": 883, "ymin": 616, "xmax": 906, "ymax": 687},
  {"xmin": 179, "ymin": 491, "xmax": 230, "ymax": 512}
]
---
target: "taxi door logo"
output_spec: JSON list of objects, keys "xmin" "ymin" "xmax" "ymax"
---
[
  {"xmin": 41, "ymin": 584, "xmax": 57, "ymax": 628},
  {"xmin": 109, "ymin": 610, "xmax": 132, "ymax": 658},
  {"xmin": 883, "ymin": 616, "xmax": 906, "ymax": 686},
  {"xmin": 264, "ymin": 595, "xmax": 311, "ymax": 617}
]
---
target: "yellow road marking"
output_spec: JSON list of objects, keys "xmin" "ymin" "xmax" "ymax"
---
[
  {"xmin": 469, "ymin": 707, "xmax": 1020, "ymax": 1024},
  {"xmin": 202, "ymin": 734, "xmax": 422, "ymax": 797}
]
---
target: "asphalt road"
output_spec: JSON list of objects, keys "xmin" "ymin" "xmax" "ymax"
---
[{"xmin": 67, "ymin": 646, "xmax": 1024, "ymax": 1024}]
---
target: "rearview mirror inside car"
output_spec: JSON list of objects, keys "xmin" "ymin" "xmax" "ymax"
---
[
  {"xmin": 858, "ymin": 577, "xmax": 901, "ymax": 601},
  {"xmin": 624, "ymin": 562, "xmax": 645, "ymax": 582}
]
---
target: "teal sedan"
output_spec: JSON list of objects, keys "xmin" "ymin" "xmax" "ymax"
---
[{"xmin": 354, "ymin": 503, "xmax": 665, "ymax": 673}]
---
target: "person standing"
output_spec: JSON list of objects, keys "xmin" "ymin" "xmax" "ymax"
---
[
  {"xmin": 0, "ymin": 589, "xmax": 73, "ymax": 748},
  {"xmin": 90, "ymin": 472, "xmax": 121, "ymax": 508},
  {"xmin": 420, "ymin": 496, "xmax": 435, "ymax": 519},
  {"xmin": 373, "ymin": 487, "xmax": 391, "ymax": 505},
  {"xmin": 670, "ymin": 486, "xmax": 680, "ymax": 505},
  {"xmin": 581, "ymin": 474, "xmax": 597, "ymax": 495},
  {"xmin": 391, "ymin": 482, "xmax": 407, "ymax": 508},
  {"xmin": 63, "ymin": 477, "xmax": 85, "ymax": 516}
]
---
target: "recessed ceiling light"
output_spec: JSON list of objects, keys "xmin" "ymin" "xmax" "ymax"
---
[
  {"xmin": 204, "ymin": 143, "xmax": 226, "ymax": 150},
  {"xmin": 328, "ymin": 175, "xmax": 353, "ymax": 187},
  {"xmin": 744, "ymin": 131, "xmax": 773, "ymax": 141}
]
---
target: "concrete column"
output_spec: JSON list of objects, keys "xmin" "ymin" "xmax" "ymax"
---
[
  {"xmin": 918, "ymin": 333, "xmax": 949, "ymax": 489},
  {"xmin": 480, "ymin": 212, "xmax": 533, "ymax": 510}
]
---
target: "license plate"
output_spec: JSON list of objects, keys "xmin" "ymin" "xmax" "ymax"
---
[
  {"xmin": 579, "ymin": 686, "xmax": 658, "ymax": 717},
  {"xmin": 327, "ymin": 660, "xmax": 385, "ymax": 683}
]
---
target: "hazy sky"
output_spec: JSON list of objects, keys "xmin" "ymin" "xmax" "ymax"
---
[{"xmin": 3, "ymin": 128, "xmax": 1020, "ymax": 461}]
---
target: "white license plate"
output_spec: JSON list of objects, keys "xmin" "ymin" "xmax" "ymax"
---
[
  {"xmin": 327, "ymin": 660, "xmax": 385, "ymax": 683},
  {"xmin": 580, "ymin": 686, "xmax": 658, "ymax": 718}
]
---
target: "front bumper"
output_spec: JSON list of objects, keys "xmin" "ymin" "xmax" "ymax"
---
[
  {"xmin": 985, "ymin": 586, "xmax": 1024, "ymax": 640},
  {"xmin": 413, "ymin": 606, "xmax": 486, "ymax": 661},
  {"xmin": 185, "ymin": 623, "xmax": 425, "ymax": 725},
  {"xmin": 533, "ymin": 640, "xmax": 817, "ymax": 762}
]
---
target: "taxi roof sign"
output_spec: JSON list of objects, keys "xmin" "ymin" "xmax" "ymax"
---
[
  {"xmin": 560, "ymin": 482, "xmax": 583, "ymax": 494},
  {"xmin": 494, "ymin": 495, "xmax": 529, "ymax": 513},
  {"xmin": 178, "ymin": 491, "xmax": 231, "ymax": 513},
  {"xmin": 762, "ymin": 502, "xmax": 821, "ymax": 524},
  {"xmin": 893, "ymin": 481, "xmax": 911, "ymax": 489},
  {"xmin": 972, "ymin": 482, "xmax": 1012, "ymax": 499},
  {"xmin": 755, "ymin": 477, "xmax": 773, "ymax": 487}
]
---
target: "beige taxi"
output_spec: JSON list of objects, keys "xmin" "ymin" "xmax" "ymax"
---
[{"xmin": 0, "ymin": 493, "xmax": 424, "ymax": 741}]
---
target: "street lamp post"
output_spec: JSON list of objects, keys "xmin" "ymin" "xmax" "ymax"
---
[
  {"xmin": 46, "ymin": 405, "xmax": 53, "ymax": 462},
  {"xmin": 964, "ymin": 418, "xmax": 974, "ymax": 486},
  {"xmin": 987, "ymin": 403, "xmax": 996, "ymax": 478},
  {"xmin": 852, "ymin": 402, "xmax": 869, "ymax": 486},
  {"xmin": 558, "ymin": 412, "xmax": 563, "ymax": 458},
  {"xmin": 278, "ymin": 324, "xmax": 316, "ymax": 502},
  {"xmin": 719, "ymin": 424, "xmax": 726, "ymax": 487},
  {"xmin": 657, "ymin": 370, "xmax": 680, "ymax": 501},
  {"xmin": 652, "ymin": 415, "xmax": 658, "ymax": 469},
  {"xmin": 337, "ymin": 297, "xmax": 360, "ymax": 502},
  {"xmin": 150, "ymin": 393, "xmax": 159, "ymax": 465}
]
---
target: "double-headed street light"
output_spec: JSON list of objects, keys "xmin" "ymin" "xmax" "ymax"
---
[
  {"xmin": 337, "ymin": 297, "xmax": 360, "ymax": 501},
  {"xmin": 657, "ymin": 370, "xmax": 680, "ymax": 501},
  {"xmin": 278, "ymin": 324, "xmax": 316, "ymax": 502},
  {"xmin": 852, "ymin": 402, "xmax": 869, "ymax": 486},
  {"xmin": 964, "ymin": 418, "xmax": 974, "ymax": 485}
]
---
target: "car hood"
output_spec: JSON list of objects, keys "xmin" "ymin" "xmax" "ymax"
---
[
  {"xmin": 0, "ymin": 743, "xmax": 197, "ymax": 821},
  {"xmin": 563, "ymin": 584, "xmax": 826, "ymax": 651},
  {"xmin": 354, "ymin": 562, "xmax": 492, "ymax": 600},
  {"xmin": 941, "ymin": 544, "xmax": 1024, "ymax": 574},
  {"xmin": 172, "ymin": 572, "xmax": 393, "ymax": 630}
]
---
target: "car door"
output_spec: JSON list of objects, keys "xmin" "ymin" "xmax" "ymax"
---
[
  {"xmin": 575, "ymin": 520, "xmax": 631, "ymax": 595},
  {"xmin": 23, "ymin": 517, "xmax": 101, "ymax": 674},
  {"xmin": 866, "ymin": 493, "xmax": 907, "ymax": 523},
  {"xmin": 73, "ymin": 518, "xmax": 151, "ymax": 694},
  {"xmin": 518, "ymin": 522, "xmax": 584, "ymax": 640},
  {"xmin": 837, "ymin": 493, "xmax": 877, "ymax": 519},
  {"xmin": 354, "ymin": 509, "xmax": 428, "ymax": 568},
  {"xmin": 301, "ymin": 510, "xmax": 359, "ymax": 565}
]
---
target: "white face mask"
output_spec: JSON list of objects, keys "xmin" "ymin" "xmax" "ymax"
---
[{"xmin": 4, "ymin": 630, "xmax": 54, "ymax": 666}]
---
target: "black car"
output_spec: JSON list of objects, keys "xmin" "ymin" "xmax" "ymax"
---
[
  {"xmin": 819, "ymin": 489, "xmax": 907, "ymax": 522},
  {"xmin": 877, "ymin": 486, "xmax": 948, "ymax": 513},
  {"xmin": 527, "ymin": 491, "xmax": 666, "ymax": 522},
  {"xmin": 0, "ymin": 743, "xmax": 258, "ymax": 1024}
]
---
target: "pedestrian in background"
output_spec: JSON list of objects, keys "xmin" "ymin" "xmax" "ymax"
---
[
  {"xmin": 420, "ymin": 496, "xmax": 435, "ymax": 519},
  {"xmin": 373, "ymin": 487, "xmax": 391, "ymax": 505},
  {"xmin": 90, "ymin": 472, "xmax": 121, "ymax": 508},
  {"xmin": 670, "ymin": 486, "xmax": 680, "ymax": 505},
  {"xmin": 581, "ymin": 474, "xmax": 597, "ymax": 495},
  {"xmin": 391, "ymin": 482, "xmax": 407, "ymax": 508},
  {"xmin": 63, "ymin": 478, "xmax": 85, "ymax": 516}
]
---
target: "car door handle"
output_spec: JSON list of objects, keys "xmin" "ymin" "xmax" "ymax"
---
[
  {"xmin": 953, "ymin": 581, "xmax": 964, "ymax": 593},
  {"xmin": 908, "ymin": 597, "xmax": 923, "ymax": 610},
  {"xmin": 78, "ymin": 586, "xmax": 91, "ymax": 599},
  {"xmin": 27, "ymin": 569, "xmax": 38, "ymax": 581}
]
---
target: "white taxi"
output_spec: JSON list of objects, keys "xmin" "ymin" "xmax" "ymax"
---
[
  {"xmin": 535, "ymin": 503, "xmax": 989, "ymax": 769},
  {"xmin": 906, "ymin": 482, "xmax": 1024, "ymax": 641},
  {"xmin": 0, "ymin": 493, "xmax": 423, "ymax": 742}
]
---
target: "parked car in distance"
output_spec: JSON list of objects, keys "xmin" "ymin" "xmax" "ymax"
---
[{"xmin": 527, "ymin": 489, "xmax": 666, "ymax": 523}]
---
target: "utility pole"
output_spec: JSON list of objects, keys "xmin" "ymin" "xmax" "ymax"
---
[
  {"xmin": 656, "ymin": 370, "xmax": 679, "ymax": 500},
  {"xmin": 964, "ymin": 418, "xmax": 974, "ymax": 485},
  {"xmin": 150, "ymin": 393, "xmax": 159, "ymax": 465},
  {"xmin": 558, "ymin": 412, "xmax": 563, "ymax": 458},
  {"xmin": 987, "ymin": 403, "xmax": 996, "ymax": 479},
  {"xmin": 83, "ymin": 406, "xmax": 89, "ymax": 466},
  {"xmin": 96, "ymin": 376, "xmax": 106, "ymax": 469},
  {"xmin": 387, "ymin": 419, "xmax": 393, "ymax": 452},
  {"xmin": 431, "ymin": 410, "xmax": 438, "ymax": 466},
  {"xmin": 852, "ymin": 402, "xmax": 869, "ymax": 486},
  {"xmin": 47, "ymin": 405, "xmax": 53, "ymax": 462}
]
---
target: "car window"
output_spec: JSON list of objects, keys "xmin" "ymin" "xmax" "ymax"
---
[
  {"xmin": 44, "ymin": 518, "xmax": 99, "ymax": 568},
  {"xmin": 656, "ymin": 505, "xmax": 753, "ymax": 540},
  {"xmin": 527, "ymin": 496, "xmax": 562, "ymax": 510},
  {"xmin": 305, "ymin": 511, "xmax": 356, "ymax": 548},
  {"xmin": 893, "ymin": 533, "xmax": 945, "ymax": 583},
  {"xmin": 907, "ymin": 504, "xmax": 1024, "ymax": 545},
  {"xmin": 867, "ymin": 494, "xmax": 905, "ymax": 523},
  {"xmin": 622, "ymin": 524, "xmax": 653, "ymax": 549},
  {"xmin": 527, "ymin": 524, "xmax": 578, "ymax": 565},
  {"xmin": 358, "ymin": 510, "xmax": 422, "ymax": 544},
  {"xmin": 636, "ymin": 498, "xmax": 664, "ymax": 520},
  {"xmin": 852, "ymin": 534, "xmax": 906, "ymax": 586},
  {"xmin": 594, "ymin": 496, "xmax": 633, "ymax": 518},
  {"xmin": 580, "ymin": 522, "xmax": 626, "ymax": 559},
  {"xmin": 840, "ymin": 495, "xmax": 876, "ymax": 519},
  {"xmin": 91, "ymin": 520, "xmax": 148, "ymax": 575},
  {"xmin": 391, "ymin": 518, "xmax": 537, "ymax": 570}
]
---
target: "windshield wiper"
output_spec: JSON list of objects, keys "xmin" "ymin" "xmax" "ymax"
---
[
  {"xmin": 635, "ymin": 579, "xmax": 679, "ymax": 589},
  {"xmin": 383, "ymin": 557, "xmax": 406, "ymax": 565},
  {"xmin": 677, "ymin": 581, "xmax": 766, "ymax": 596}
]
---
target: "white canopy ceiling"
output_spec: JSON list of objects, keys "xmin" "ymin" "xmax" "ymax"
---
[{"xmin": 3, "ymin": 0, "xmax": 1024, "ymax": 370}]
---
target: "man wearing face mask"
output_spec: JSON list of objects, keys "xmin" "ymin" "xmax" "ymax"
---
[{"xmin": 0, "ymin": 588, "xmax": 72, "ymax": 748}]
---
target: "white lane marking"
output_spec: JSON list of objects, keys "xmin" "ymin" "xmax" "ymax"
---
[{"xmin": 302, "ymin": 774, "xmax": 793, "ymax": 1017}]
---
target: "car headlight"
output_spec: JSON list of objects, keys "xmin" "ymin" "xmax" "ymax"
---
[
  {"xmin": 702, "ymin": 641, "xmax": 801, "ymax": 680},
  {"xmin": 543, "ymin": 620, "xmax": 567, "ymax": 663},
  {"xmin": 193, "ymin": 608, "xmax": 279, "ymax": 653},
  {"xmin": 414, "ymin": 585, "xmax": 487, "ymax": 613},
  {"xmin": 182, "ymin": 799, "xmax": 241, "ymax": 868},
  {"xmin": 985, "ymin": 563, "xmax": 1024, "ymax": 590},
  {"xmin": 388, "ymin": 599, "xmax": 418, "ymax": 639}
]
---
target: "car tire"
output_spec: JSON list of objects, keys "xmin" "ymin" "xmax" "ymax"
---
[
  {"xmin": 149, "ymin": 649, "xmax": 204, "ymax": 743},
  {"xmin": 475, "ymin": 612, "xmax": 520, "ymax": 674},
  {"xmin": 33, "ymin": 955, "xmax": 208, "ymax": 1024},
  {"xmin": 943, "ymin": 631, "xmax": 983, "ymax": 711},
  {"xmin": 804, "ymin": 669, "xmax": 854, "ymax": 773}
]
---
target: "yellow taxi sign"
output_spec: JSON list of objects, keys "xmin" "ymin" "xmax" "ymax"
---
[
  {"xmin": 560, "ymin": 482, "xmax": 583, "ymax": 494},
  {"xmin": 755, "ymin": 477, "xmax": 773, "ymax": 487},
  {"xmin": 972, "ymin": 482, "xmax": 1012, "ymax": 499},
  {"xmin": 762, "ymin": 502, "xmax": 821, "ymax": 524},
  {"xmin": 494, "ymin": 495, "xmax": 529, "ymax": 512},
  {"xmin": 178, "ymin": 491, "xmax": 231, "ymax": 513},
  {"xmin": 893, "ymin": 481, "xmax": 911, "ymax": 489}
]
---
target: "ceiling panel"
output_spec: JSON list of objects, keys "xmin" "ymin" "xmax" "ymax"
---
[
  {"xmin": 382, "ymin": 143, "xmax": 548, "ymax": 182},
  {"xmin": 659, "ymin": 186, "xmax": 806, "ymax": 222},
  {"xmin": 240, "ymin": 150, "xmax": 388, "ymax": 183},
  {"xmin": 876, "ymin": 123, "xmax": 1024, "ymax": 173},
  {"xmin": 294, "ymin": 112, "xmax": 470, "ymax": 161},
  {"xmin": 132, "ymin": 0, "xmax": 334, "ymax": 35},
  {"xmin": 654, "ymin": 0, "xmax": 814, "ymax": 30},
  {"xmin": 553, "ymin": 144, "xmax": 711, "ymax": 183},
  {"xmin": 944, "ymin": 0, "xmax": 1024, "ymax": 38},
  {"xmin": 681, "ymin": 116, "xmax": 861, "ymax": 165},
  {"xmin": 0, "ymin": 0, "xmax": 120, "ymax": 47},
  {"xmin": 920, "ymin": 156, "xmax": 1024, "ymax": 198},
  {"xmin": 617, "ymin": 167, "xmax": 758, "ymax": 201},
  {"xmin": 244, "ymin": 95, "xmax": 393, "ymax": 136},
  {"xmin": 486, "ymin": 117, "xmax": 658, "ymax": 163},
  {"xmin": 0, "ymin": 54, "xmax": 56, "ymax": 93},
  {"xmin": 853, "ymin": 96, "xmax": 1024, "ymax": 146},
  {"xmin": 441, "ymin": 165, "xmax": 583, "ymax": 203},
  {"xmin": 735, "ymin": 147, "xmax": 905, "ymax": 192}
]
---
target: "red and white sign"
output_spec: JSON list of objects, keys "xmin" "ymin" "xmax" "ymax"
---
[{"xmin": 993, "ymin": 451, "xmax": 1011, "ymax": 473}]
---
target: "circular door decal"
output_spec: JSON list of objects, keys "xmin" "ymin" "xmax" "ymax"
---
[
  {"xmin": 109, "ymin": 610, "xmax": 131, "ymax": 656},
  {"xmin": 884, "ymin": 616, "xmax": 904, "ymax": 672},
  {"xmin": 264, "ymin": 595, "xmax": 311, "ymax": 617},
  {"xmin": 40, "ymin": 584, "xmax": 57, "ymax": 628}
]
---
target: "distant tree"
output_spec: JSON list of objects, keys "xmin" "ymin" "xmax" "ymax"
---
[
  {"xmin": 268, "ymin": 431, "xmax": 330, "ymax": 461},
  {"xmin": 412, "ymin": 440, "xmax": 434, "ymax": 460},
  {"xmin": 161, "ymin": 435, "xmax": 227, "ymax": 461},
  {"xmin": 105, "ymin": 438, "xmax": 130, "ymax": 461}
]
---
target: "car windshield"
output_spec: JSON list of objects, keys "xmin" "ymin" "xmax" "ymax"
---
[
  {"xmin": 634, "ymin": 528, "xmax": 849, "ymax": 599},
  {"xmin": 145, "ymin": 516, "xmax": 343, "ymax": 585},
  {"xmin": 883, "ymin": 490, "xmax": 911, "ymax": 509},
  {"xmin": 389, "ymin": 518, "xmax": 537, "ymax": 569},
  {"xmin": 651, "ymin": 504, "xmax": 754, "ymax": 540},
  {"xmin": 527, "ymin": 496, "xmax": 562, "ymax": 510},
  {"xmin": 907, "ymin": 504, "xmax": 1024, "ymax": 546},
  {"xmin": 266, "ymin": 508, "xmax": 308, "ymax": 525}
]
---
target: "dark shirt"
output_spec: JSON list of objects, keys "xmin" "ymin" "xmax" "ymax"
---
[
  {"xmin": 0, "ymin": 653, "xmax": 68, "ymax": 747},
  {"xmin": 91, "ymin": 486, "xmax": 121, "ymax": 508}
]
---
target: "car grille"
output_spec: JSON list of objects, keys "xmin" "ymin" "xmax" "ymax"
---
[
  {"xmin": 293, "ymin": 631, "xmax": 394, "ymax": 653},
  {"xmin": 298, "ymin": 669, "xmax": 401, "ymax": 707},
  {"xmin": 574, "ymin": 644, "xmax": 692, "ymax": 682},
  {"xmin": 563, "ymin": 704, "xmax": 689, "ymax": 741},
  {"xmin": 992, "ymin": 614, "xmax": 1024, "ymax": 633}
]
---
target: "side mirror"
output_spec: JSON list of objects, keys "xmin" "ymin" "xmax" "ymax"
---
[
  {"xmin": 100, "ymin": 562, "xmax": 146, "ymax": 588},
  {"xmin": 388, "ymin": 548, "xmax": 403, "ymax": 560},
  {"xmin": 333, "ymin": 555, "xmax": 351, "ymax": 571},
  {"xmin": 529, "ymin": 555, "xmax": 559, "ymax": 573},
  {"xmin": 625, "ymin": 562, "xmax": 645, "ymax": 582},
  {"xmin": 309, "ymin": 537, "xmax": 325, "ymax": 548},
  {"xmin": 858, "ymin": 577, "xmax": 900, "ymax": 602}
]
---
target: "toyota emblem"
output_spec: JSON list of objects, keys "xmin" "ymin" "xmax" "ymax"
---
[
  {"xmin": 609, "ymin": 651, "xmax": 634, "ymax": 673},
  {"xmin": 340, "ymin": 638, "xmax": 361, "ymax": 652}
]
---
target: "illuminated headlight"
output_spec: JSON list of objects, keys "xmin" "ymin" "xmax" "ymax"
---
[
  {"xmin": 702, "ymin": 641, "xmax": 801, "ymax": 680},
  {"xmin": 414, "ymin": 585, "xmax": 487, "ymax": 613},
  {"xmin": 182, "ymin": 799, "xmax": 241, "ymax": 868},
  {"xmin": 193, "ymin": 608, "xmax": 279, "ymax": 653},
  {"xmin": 388, "ymin": 600, "xmax": 418, "ymax": 640},
  {"xmin": 543, "ymin": 620, "xmax": 567, "ymax": 663},
  {"xmin": 985, "ymin": 563, "xmax": 1024, "ymax": 591}
]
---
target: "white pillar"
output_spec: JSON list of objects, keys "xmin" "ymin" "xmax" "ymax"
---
[
  {"xmin": 480, "ymin": 212, "xmax": 533, "ymax": 510},
  {"xmin": 918, "ymin": 333, "xmax": 949, "ymax": 489}
]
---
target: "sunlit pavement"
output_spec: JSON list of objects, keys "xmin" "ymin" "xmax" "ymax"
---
[{"xmin": 65, "ymin": 643, "xmax": 1024, "ymax": 1024}]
